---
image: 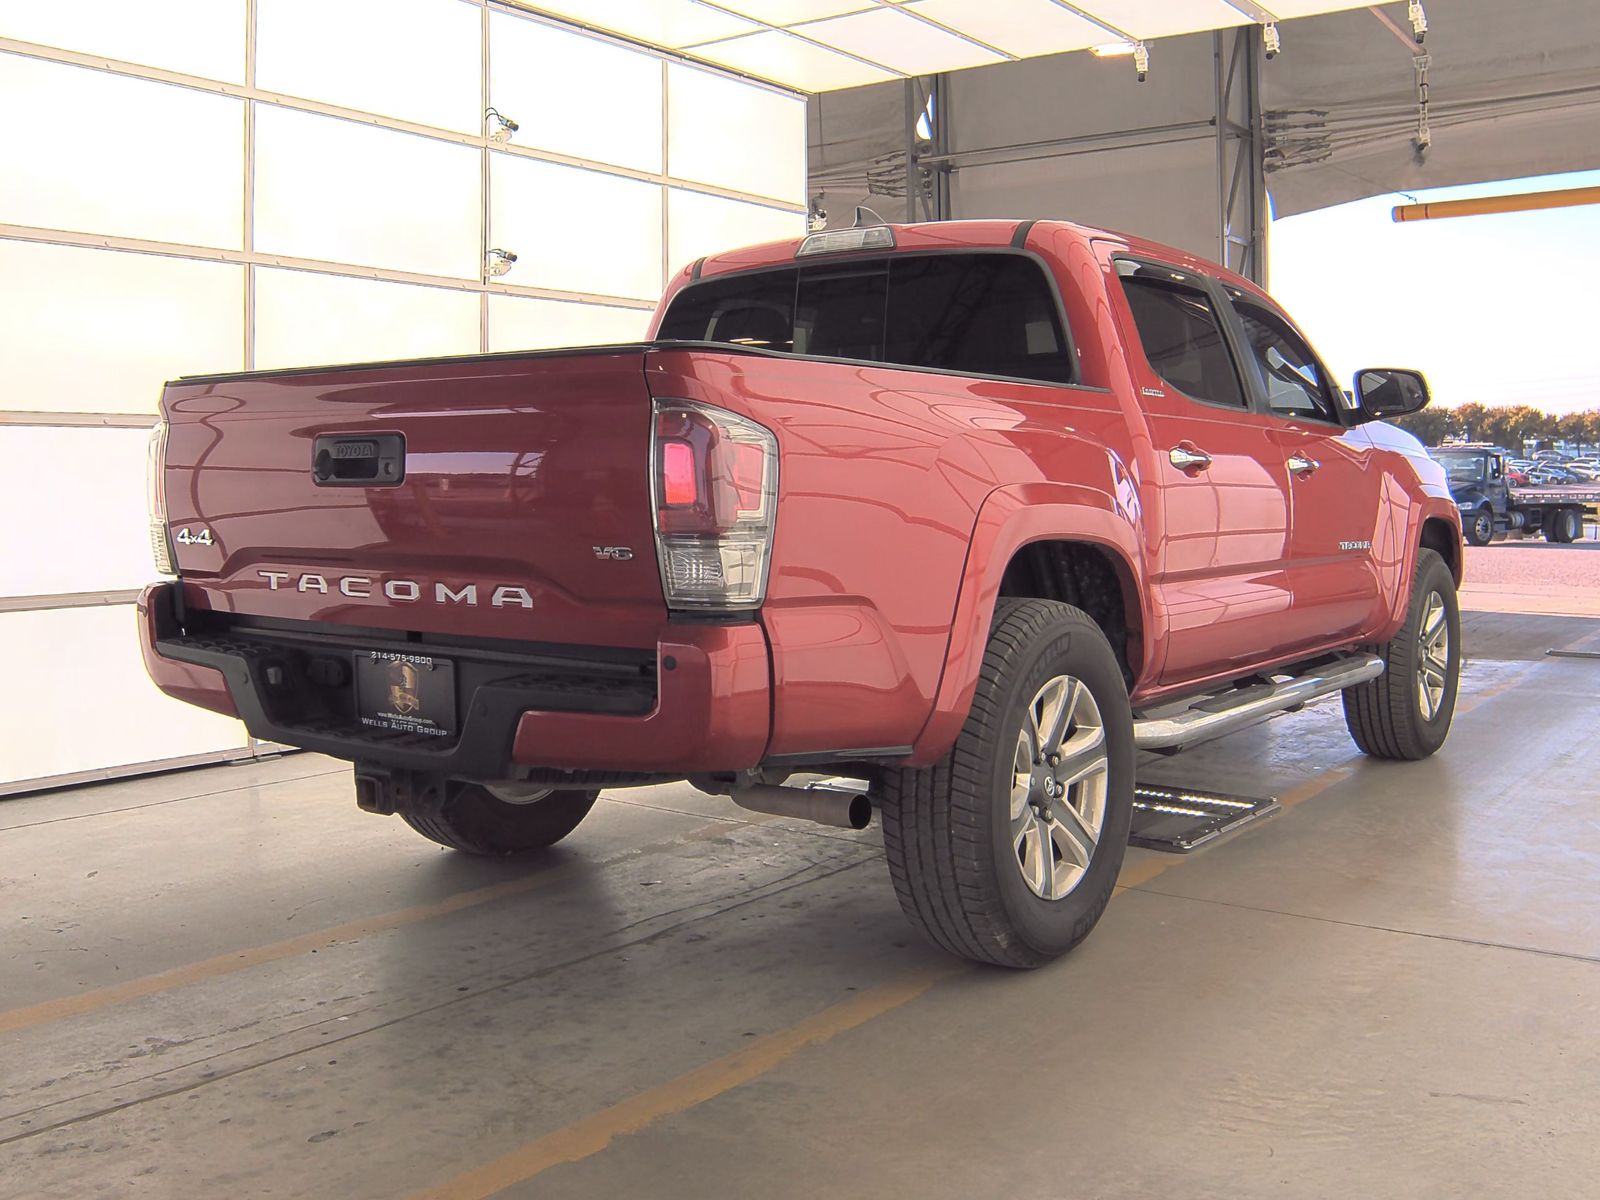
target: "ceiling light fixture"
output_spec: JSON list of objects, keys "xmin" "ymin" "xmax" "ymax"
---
[{"xmin": 1092, "ymin": 40, "xmax": 1150, "ymax": 82}]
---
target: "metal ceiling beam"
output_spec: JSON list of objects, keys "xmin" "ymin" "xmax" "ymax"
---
[{"xmin": 1214, "ymin": 25, "xmax": 1267, "ymax": 282}]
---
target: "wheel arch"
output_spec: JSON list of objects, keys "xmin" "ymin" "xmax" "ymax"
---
[
  {"xmin": 1420, "ymin": 515, "xmax": 1461, "ymax": 583},
  {"xmin": 906, "ymin": 483, "xmax": 1152, "ymax": 765}
]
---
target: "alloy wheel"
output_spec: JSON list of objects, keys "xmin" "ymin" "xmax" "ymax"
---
[
  {"xmin": 1416, "ymin": 591, "xmax": 1450, "ymax": 721},
  {"xmin": 1009, "ymin": 675, "xmax": 1110, "ymax": 901}
]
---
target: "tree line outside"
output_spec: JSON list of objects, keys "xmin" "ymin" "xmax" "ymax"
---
[{"xmin": 1391, "ymin": 404, "xmax": 1600, "ymax": 451}]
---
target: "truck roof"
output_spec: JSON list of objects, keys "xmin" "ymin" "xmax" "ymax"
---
[{"xmin": 688, "ymin": 218, "xmax": 1271, "ymax": 304}]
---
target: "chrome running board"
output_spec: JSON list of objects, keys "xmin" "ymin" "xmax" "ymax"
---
[{"xmin": 1132, "ymin": 653, "xmax": 1385, "ymax": 753}]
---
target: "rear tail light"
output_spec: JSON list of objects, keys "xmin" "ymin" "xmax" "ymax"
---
[
  {"xmin": 651, "ymin": 400, "xmax": 777, "ymax": 611},
  {"xmin": 146, "ymin": 418, "xmax": 175, "ymax": 576}
]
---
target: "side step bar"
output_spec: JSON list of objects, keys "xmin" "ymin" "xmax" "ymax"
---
[{"xmin": 1132, "ymin": 653, "xmax": 1385, "ymax": 753}]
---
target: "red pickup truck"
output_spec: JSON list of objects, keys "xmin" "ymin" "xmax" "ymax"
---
[{"xmin": 140, "ymin": 218, "xmax": 1462, "ymax": 967}]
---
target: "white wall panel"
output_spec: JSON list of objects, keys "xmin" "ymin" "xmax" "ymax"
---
[
  {"xmin": 256, "ymin": 0, "xmax": 481, "ymax": 131},
  {"xmin": 488, "ymin": 296, "xmax": 650, "ymax": 352},
  {"xmin": 667, "ymin": 189, "xmax": 803, "ymax": 275},
  {"xmin": 490, "ymin": 12, "xmax": 663, "ymax": 173},
  {"xmin": 0, "ymin": 428, "xmax": 155, "ymax": 596},
  {"xmin": 0, "ymin": 241, "xmax": 242, "ymax": 415},
  {"xmin": 667, "ymin": 64, "xmax": 807, "ymax": 202},
  {"xmin": 254, "ymin": 106, "xmax": 480, "ymax": 279},
  {"xmin": 0, "ymin": 55, "xmax": 243, "ymax": 248},
  {"xmin": 0, "ymin": 0, "xmax": 247, "ymax": 82},
  {"xmin": 254, "ymin": 269, "xmax": 479, "ymax": 370},
  {"xmin": 0, "ymin": 607, "xmax": 246, "ymax": 786},
  {"xmin": 491, "ymin": 157, "xmax": 663, "ymax": 300}
]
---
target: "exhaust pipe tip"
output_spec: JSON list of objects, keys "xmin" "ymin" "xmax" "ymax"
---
[
  {"xmin": 728, "ymin": 781, "xmax": 874, "ymax": 830},
  {"xmin": 836, "ymin": 791, "xmax": 873, "ymax": 831}
]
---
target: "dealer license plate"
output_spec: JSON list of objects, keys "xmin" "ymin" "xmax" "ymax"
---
[{"xmin": 354, "ymin": 651, "xmax": 457, "ymax": 738}]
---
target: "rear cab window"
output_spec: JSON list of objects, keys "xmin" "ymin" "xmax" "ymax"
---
[{"xmin": 657, "ymin": 252, "xmax": 1075, "ymax": 385}]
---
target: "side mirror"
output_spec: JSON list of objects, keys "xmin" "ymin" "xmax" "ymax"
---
[{"xmin": 1352, "ymin": 367, "xmax": 1430, "ymax": 421}]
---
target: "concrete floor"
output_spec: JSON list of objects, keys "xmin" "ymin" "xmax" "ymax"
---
[{"xmin": 4, "ymin": 612, "xmax": 1600, "ymax": 1199}]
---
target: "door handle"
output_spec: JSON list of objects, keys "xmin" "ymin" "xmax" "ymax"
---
[
  {"xmin": 1287, "ymin": 453, "xmax": 1320, "ymax": 477},
  {"xmin": 1168, "ymin": 446, "xmax": 1212, "ymax": 472}
]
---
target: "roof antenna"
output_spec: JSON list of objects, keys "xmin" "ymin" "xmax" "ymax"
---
[{"xmin": 853, "ymin": 205, "xmax": 888, "ymax": 228}]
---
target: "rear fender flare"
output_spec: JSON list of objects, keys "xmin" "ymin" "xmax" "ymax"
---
[{"xmin": 906, "ymin": 483, "xmax": 1153, "ymax": 765}]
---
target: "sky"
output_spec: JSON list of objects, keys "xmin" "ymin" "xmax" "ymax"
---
[{"xmin": 1267, "ymin": 169, "xmax": 1600, "ymax": 416}]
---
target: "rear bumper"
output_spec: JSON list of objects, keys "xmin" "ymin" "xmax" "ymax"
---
[{"xmin": 138, "ymin": 582, "xmax": 771, "ymax": 778}]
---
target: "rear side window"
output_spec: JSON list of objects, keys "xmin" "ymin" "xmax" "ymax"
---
[
  {"xmin": 657, "ymin": 268, "xmax": 797, "ymax": 352},
  {"xmin": 656, "ymin": 253, "xmax": 1073, "ymax": 384},
  {"xmin": 1118, "ymin": 270, "xmax": 1245, "ymax": 409}
]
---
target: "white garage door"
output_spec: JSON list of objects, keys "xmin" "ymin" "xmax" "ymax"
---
[{"xmin": 0, "ymin": 0, "xmax": 806, "ymax": 795}]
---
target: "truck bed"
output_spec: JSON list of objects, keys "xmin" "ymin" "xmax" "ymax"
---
[{"xmin": 1509, "ymin": 483, "xmax": 1600, "ymax": 504}]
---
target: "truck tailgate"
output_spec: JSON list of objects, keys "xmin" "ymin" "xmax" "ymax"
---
[{"xmin": 160, "ymin": 348, "xmax": 666, "ymax": 649}]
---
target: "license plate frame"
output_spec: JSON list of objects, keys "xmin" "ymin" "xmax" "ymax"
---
[{"xmin": 353, "ymin": 651, "xmax": 457, "ymax": 739}]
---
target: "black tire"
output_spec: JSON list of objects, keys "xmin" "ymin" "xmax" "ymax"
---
[
  {"xmin": 1464, "ymin": 507, "xmax": 1494, "ymax": 547},
  {"xmin": 1551, "ymin": 509, "xmax": 1580, "ymax": 544},
  {"xmin": 1342, "ymin": 547, "xmax": 1460, "ymax": 761},
  {"xmin": 401, "ymin": 782, "xmax": 598, "ymax": 855},
  {"xmin": 880, "ymin": 599, "xmax": 1135, "ymax": 969}
]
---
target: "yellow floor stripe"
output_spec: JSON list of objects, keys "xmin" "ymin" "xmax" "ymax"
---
[
  {"xmin": 404, "ymin": 964, "xmax": 959, "ymax": 1200},
  {"xmin": 0, "ymin": 820, "xmax": 742, "ymax": 1037},
  {"xmin": 414, "ymin": 758, "xmax": 1370, "ymax": 1199}
]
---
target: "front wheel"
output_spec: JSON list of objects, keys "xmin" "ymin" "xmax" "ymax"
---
[
  {"xmin": 1342, "ymin": 547, "xmax": 1460, "ymax": 760},
  {"xmin": 880, "ymin": 599, "xmax": 1135, "ymax": 969},
  {"xmin": 401, "ymin": 781, "xmax": 598, "ymax": 855},
  {"xmin": 1464, "ymin": 507, "xmax": 1494, "ymax": 547}
]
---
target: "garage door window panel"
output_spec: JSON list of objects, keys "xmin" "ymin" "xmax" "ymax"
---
[
  {"xmin": 0, "ymin": 0, "xmax": 246, "ymax": 82},
  {"xmin": 254, "ymin": 106, "xmax": 480, "ymax": 279},
  {"xmin": 256, "ymin": 0, "xmax": 481, "ymax": 131},
  {"xmin": 0, "ymin": 55, "xmax": 243, "ymax": 249},
  {"xmin": 666, "ymin": 189, "xmax": 804, "ymax": 281},
  {"xmin": 0, "ymin": 427, "xmax": 168, "ymax": 597},
  {"xmin": 493, "ymin": 157, "xmax": 663, "ymax": 301},
  {"xmin": 667, "ymin": 63, "xmax": 806, "ymax": 202},
  {"xmin": 488, "ymin": 296, "xmax": 650, "ymax": 352},
  {"xmin": 0, "ymin": 242, "xmax": 242, "ymax": 415},
  {"xmin": 254, "ymin": 270, "xmax": 479, "ymax": 370},
  {"xmin": 491, "ymin": 13, "xmax": 664, "ymax": 173},
  {"xmin": 0, "ymin": 607, "xmax": 246, "ymax": 787}
]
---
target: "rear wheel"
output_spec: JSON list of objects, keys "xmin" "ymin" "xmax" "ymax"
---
[
  {"xmin": 880, "ymin": 599, "xmax": 1134, "ymax": 969},
  {"xmin": 1464, "ymin": 507, "xmax": 1494, "ymax": 546},
  {"xmin": 1550, "ymin": 509, "xmax": 1581, "ymax": 543},
  {"xmin": 1342, "ymin": 547, "xmax": 1460, "ymax": 760},
  {"xmin": 401, "ymin": 781, "xmax": 598, "ymax": 855}
]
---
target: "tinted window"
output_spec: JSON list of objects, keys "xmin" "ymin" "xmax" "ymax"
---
[
  {"xmin": 657, "ymin": 268, "xmax": 796, "ymax": 351},
  {"xmin": 656, "ymin": 253, "xmax": 1072, "ymax": 384},
  {"xmin": 796, "ymin": 266, "xmax": 888, "ymax": 361},
  {"xmin": 1118, "ymin": 273, "xmax": 1245, "ymax": 408},
  {"xmin": 1227, "ymin": 295, "xmax": 1338, "ymax": 423}
]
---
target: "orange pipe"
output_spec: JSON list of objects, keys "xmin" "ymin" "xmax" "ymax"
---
[{"xmin": 1392, "ymin": 185, "xmax": 1600, "ymax": 222}]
